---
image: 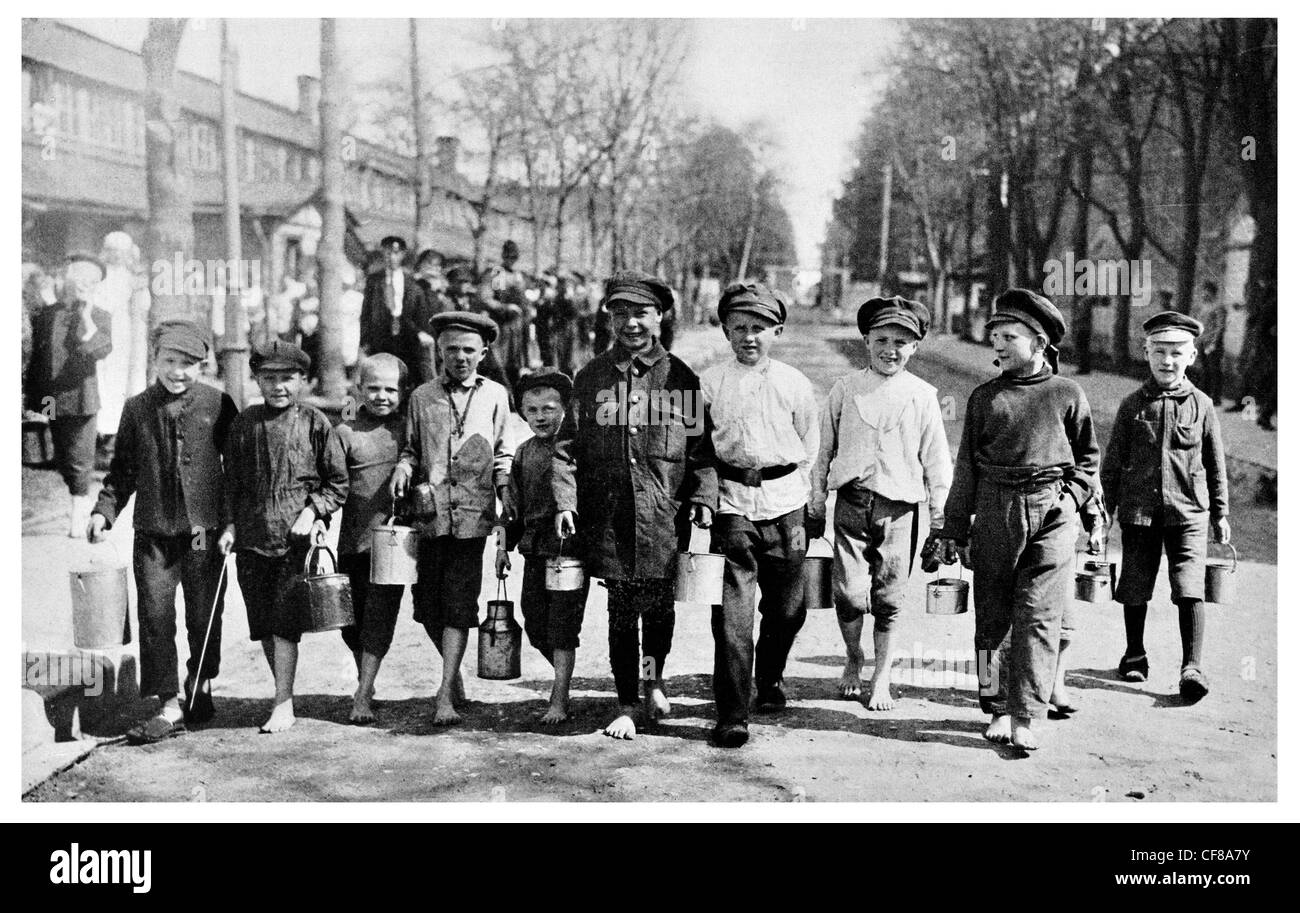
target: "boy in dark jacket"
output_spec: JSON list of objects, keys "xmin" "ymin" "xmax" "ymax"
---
[
  {"xmin": 226, "ymin": 340, "xmax": 349, "ymax": 733},
  {"xmin": 1101, "ymin": 311, "xmax": 1229, "ymax": 702},
  {"xmin": 553, "ymin": 272, "xmax": 718, "ymax": 740},
  {"xmin": 931, "ymin": 289, "xmax": 1102, "ymax": 751},
  {"xmin": 90, "ymin": 321, "xmax": 238, "ymax": 743}
]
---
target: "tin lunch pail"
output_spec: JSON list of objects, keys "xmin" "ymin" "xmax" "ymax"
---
[
  {"xmin": 1205, "ymin": 543, "xmax": 1238, "ymax": 605},
  {"xmin": 803, "ymin": 536, "xmax": 834, "ymax": 611},
  {"xmin": 1074, "ymin": 549, "xmax": 1117, "ymax": 604},
  {"xmin": 545, "ymin": 535, "xmax": 585, "ymax": 592},
  {"xmin": 370, "ymin": 516, "xmax": 420, "ymax": 585},
  {"xmin": 478, "ymin": 578, "xmax": 522, "ymax": 680},
  {"xmin": 675, "ymin": 550, "xmax": 725, "ymax": 606},
  {"xmin": 300, "ymin": 544, "xmax": 355, "ymax": 633},
  {"xmin": 69, "ymin": 546, "xmax": 131, "ymax": 649},
  {"xmin": 925, "ymin": 567, "xmax": 969, "ymax": 615}
]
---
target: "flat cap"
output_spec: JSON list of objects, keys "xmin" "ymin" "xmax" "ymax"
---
[
  {"xmin": 718, "ymin": 281, "xmax": 787, "ymax": 325},
  {"xmin": 66, "ymin": 251, "xmax": 106, "ymax": 280},
  {"xmin": 988, "ymin": 288, "xmax": 1066, "ymax": 345},
  {"xmin": 379, "ymin": 236, "xmax": 408, "ymax": 253},
  {"xmin": 151, "ymin": 320, "xmax": 210, "ymax": 360},
  {"xmin": 518, "ymin": 369, "xmax": 573, "ymax": 401},
  {"xmin": 857, "ymin": 296, "xmax": 930, "ymax": 339},
  {"xmin": 1142, "ymin": 310, "xmax": 1203, "ymax": 339},
  {"xmin": 251, "ymin": 339, "xmax": 310, "ymax": 373},
  {"xmin": 445, "ymin": 264, "xmax": 477, "ymax": 285},
  {"xmin": 429, "ymin": 310, "xmax": 498, "ymax": 345},
  {"xmin": 602, "ymin": 270, "xmax": 674, "ymax": 312}
]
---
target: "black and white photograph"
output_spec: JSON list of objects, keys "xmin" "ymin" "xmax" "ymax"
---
[{"xmin": 15, "ymin": 8, "xmax": 1282, "ymax": 820}]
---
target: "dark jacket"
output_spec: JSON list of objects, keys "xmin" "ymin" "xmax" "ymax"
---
[
  {"xmin": 225, "ymin": 402, "xmax": 349, "ymax": 556},
  {"xmin": 25, "ymin": 299, "xmax": 113, "ymax": 417},
  {"xmin": 360, "ymin": 268, "xmax": 430, "ymax": 371},
  {"xmin": 95, "ymin": 382, "xmax": 238, "ymax": 536},
  {"xmin": 552, "ymin": 340, "xmax": 718, "ymax": 580},
  {"xmin": 1101, "ymin": 380, "xmax": 1228, "ymax": 526}
]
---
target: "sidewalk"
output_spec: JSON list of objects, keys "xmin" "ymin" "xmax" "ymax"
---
[{"xmin": 921, "ymin": 335, "xmax": 1277, "ymax": 477}]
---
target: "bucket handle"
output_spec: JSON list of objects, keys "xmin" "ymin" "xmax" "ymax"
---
[
  {"xmin": 1210, "ymin": 541, "xmax": 1238, "ymax": 573},
  {"xmin": 77, "ymin": 538, "xmax": 125, "ymax": 587},
  {"xmin": 304, "ymin": 543, "xmax": 339, "ymax": 577},
  {"xmin": 930, "ymin": 563, "xmax": 964, "ymax": 585}
]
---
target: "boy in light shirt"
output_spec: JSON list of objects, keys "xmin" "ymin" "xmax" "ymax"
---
[{"xmin": 809, "ymin": 297, "xmax": 953, "ymax": 711}]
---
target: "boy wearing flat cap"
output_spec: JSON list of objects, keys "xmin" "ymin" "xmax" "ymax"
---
[
  {"xmin": 498, "ymin": 370, "xmax": 588, "ymax": 724},
  {"xmin": 810, "ymin": 296, "xmax": 953, "ymax": 711},
  {"xmin": 931, "ymin": 289, "xmax": 1101, "ymax": 751},
  {"xmin": 26, "ymin": 253, "xmax": 113, "ymax": 537},
  {"xmin": 1101, "ymin": 311, "xmax": 1229, "ymax": 702},
  {"xmin": 553, "ymin": 271, "xmax": 718, "ymax": 740},
  {"xmin": 226, "ymin": 339, "xmax": 349, "ymax": 733},
  {"xmin": 701, "ymin": 282, "xmax": 819, "ymax": 747},
  {"xmin": 391, "ymin": 310, "xmax": 513, "ymax": 725},
  {"xmin": 90, "ymin": 321, "xmax": 238, "ymax": 743}
]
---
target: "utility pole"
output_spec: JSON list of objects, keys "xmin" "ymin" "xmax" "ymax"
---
[
  {"xmin": 876, "ymin": 158, "xmax": 893, "ymax": 293},
  {"xmin": 409, "ymin": 18, "xmax": 428, "ymax": 249},
  {"xmin": 219, "ymin": 19, "xmax": 248, "ymax": 407}
]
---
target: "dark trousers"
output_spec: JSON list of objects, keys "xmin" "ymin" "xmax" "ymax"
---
[
  {"xmin": 606, "ymin": 577, "xmax": 676, "ymax": 706},
  {"xmin": 134, "ymin": 530, "xmax": 227, "ymax": 699},
  {"xmin": 412, "ymin": 535, "xmax": 487, "ymax": 642},
  {"xmin": 1200, "ymin": 351, "xmax": 1224, "ymax": 404},
  {"xmin": 339, "ymin": 552, "xmax": 404, "ymax": 658},
  {"xmin": 971, "ymin": 481, "xmax": 1075, "ymax": 720},
  {"xmin": 50, "ymin": 414, "xmax": 97, "ymax": 496},
  {"xmin": 710, "ymin": 509, "xmax": 808, "ymax": 726},
  {"xmin": 521, "ymin": 558, "xmax": 589, "ymax": 656}
]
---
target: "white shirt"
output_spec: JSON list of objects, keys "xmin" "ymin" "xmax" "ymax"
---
[
  {"xmin": 388, "ymin": 269, "xmax": 404, "ymax": 317},
  {"xmin": 700, "ymin": 357, "xmax": 820, "ymax": 521},
  {"xmin": 810, "ymin": 368, "xmax": 952, "ymax": 527}
]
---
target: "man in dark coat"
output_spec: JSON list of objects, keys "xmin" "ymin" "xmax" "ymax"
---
[
  {"xmin": 359, "ymin": 236, "xmax": 430, "ymax": 375},
  {"xmin": 553, "ymin": 271, "xmax": 718, "ymax": 741}
]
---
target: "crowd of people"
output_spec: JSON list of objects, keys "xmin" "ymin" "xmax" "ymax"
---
[{"xmin": 23, "ymin": 244, "xmax": 1232, "ymax": 753}]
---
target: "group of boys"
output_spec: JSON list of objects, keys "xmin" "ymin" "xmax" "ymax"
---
[{"xmin": 73, "ymin": 256, "xmax": 1228, "ymax": 752}]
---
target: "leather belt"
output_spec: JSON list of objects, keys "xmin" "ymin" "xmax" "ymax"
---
[{"xmin": 716, "ymin": 461, "xmax": 798, "ymax": 488}]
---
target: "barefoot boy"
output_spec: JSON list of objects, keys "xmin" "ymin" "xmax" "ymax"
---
[
  {"xmin": 336, "ymin": 353, "xmax": 409, "ymax": 724},
  {"xmin": 701, "ymin": 282, "xmax": 819, "ymax": 747},
  {"xmin": 809, "ymin": 297, "xmax": 952, "ymax": 711},
  {"xmin": 1101, "ymin": 311, "xmax": 1229, "ymax": 702},
  {"xmin": 226, "ymin": 340, "xmax": 349, "ymax": 733},
  {"xmin": 390, "ymin": 311, "xmax": 512, "ymax": 725},
  {"xmin": 931, "ymin": 289, "xmax": 1100, "ymax": 751},
  {"xmin": 553, "ymin": 271, "xmax": 718, "ymax": 740},
  {"xmin": 499, "ymin": 370, "xmax": 588, "ymax": 724},
  {"xmin": 90, "ymin": 321, "xmax": 238, "ymax": 743}
]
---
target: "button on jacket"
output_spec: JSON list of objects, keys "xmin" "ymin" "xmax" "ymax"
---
[
  {"xmin": 95, "ymin": 381, "xmax": 239, "ymax": 536},
  {"xmin": 399, "ymin": 373, "xmax": 513, "ymax": 539},
  {"xmin": 1100, "ymin": 380, "xmax": 1228, "ymax": 526},
  {"xmin": 552, "ymin": 340, "xmax": 718, "ymax": 581}
]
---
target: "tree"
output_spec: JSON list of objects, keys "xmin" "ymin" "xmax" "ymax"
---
[
  {"xmin": 142, "ymin": 18, "xmax": 193, "ymax": 327},
  {"xmin": 316, "ymin": 18, "xmax": 347, "ymax": 402}
]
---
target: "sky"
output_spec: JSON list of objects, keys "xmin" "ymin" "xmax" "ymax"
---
[{"xmin": 58, "ymin": 17, "xmax": 897, "ymax": 268}]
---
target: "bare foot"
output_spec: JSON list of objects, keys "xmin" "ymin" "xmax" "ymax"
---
[
  {"xmin": 646, "ymin": 684, "xmax": 671, "ymax": 720},
  {"xmin": 431, "ymin": 698, "xmax": 461, "ymax": 726},
  {"xmin": 603, "ymin": 706, "xmax": 638, "ymax": 740},
  {"xmin": 259, "ymin": 700, "xmax": 296, "ymax": 733},
  {"xmin": 983, "ymin": 714, "xmax": 1012, "ymax": 744},
  {"xmin": 865, "ymin": 674, "xmax": 896, "ymax": 711},
  {"xmin": 1049, "ymin": 685, "xmax": 1077, "ymax": 714},
  {"xmin": 434, "ymin": 672, "xmax": 467, "ymax": 710},
  {"xmin": 838, "ymin": 656, "xmax": 864, "ymax": 699},
  {"xmin": 539, "ymin": 702, "xmax": 569, "ymax": 725},
  {"xmin": 350, "ymin": 687, "xmax": 376, "ymax": 725},
  {"xmin": 1011, "ymin": 718, "xmax": 1037, "ymax": 751}
]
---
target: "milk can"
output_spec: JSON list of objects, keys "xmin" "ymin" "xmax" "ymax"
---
[{"xmin": 478, "ymin": 577, "xmax": 522, "ymax": 680}]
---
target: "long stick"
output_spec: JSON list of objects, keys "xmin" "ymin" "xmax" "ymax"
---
[{"xmin": 188, "ymin": 555, "xmax": 229, "ymax": 714}]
